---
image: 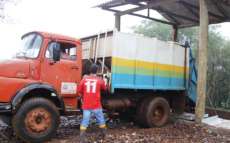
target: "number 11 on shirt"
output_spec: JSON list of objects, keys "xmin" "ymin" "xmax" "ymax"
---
[{"xmin": 85, "ymin": 79, "xmax": 97, "ymax": 94}]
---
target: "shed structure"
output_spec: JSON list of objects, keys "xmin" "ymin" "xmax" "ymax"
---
[
  {"xmin": 97, "ymin": 0, "xmax": 230, "ymax": 29},
  {"xmin": 96, "ymin": 0, "xmax": 230, "ymax": 123}
]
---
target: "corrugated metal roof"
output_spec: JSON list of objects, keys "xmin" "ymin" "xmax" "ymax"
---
[{"xmin": 97, "ymin": 0, "xmax": 230, "ymax": 28}]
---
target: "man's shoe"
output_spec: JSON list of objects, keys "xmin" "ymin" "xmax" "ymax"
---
[
  {"xmin": 100, "ymin": 128, "xmax": 107, "ymax": 139},
  {"xmin": 80, "ymin": 130, "xmax": 87, "ymax": 143}
]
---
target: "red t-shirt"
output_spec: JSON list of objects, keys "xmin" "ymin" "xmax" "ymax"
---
[{"xmin": 78, "ymin": 75, "xmax": 106, "ymax": 110}]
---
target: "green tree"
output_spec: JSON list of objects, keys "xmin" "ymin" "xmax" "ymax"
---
[
  {"xmin": 133, "ymin": 20, "xmax": 198, "ymax": 49},
  {"xmin": 132, "ymin": 21, "xmax": 172, "ymax": 41},
  {"xmin": 207, "ymin": 33, "xmax": 230, "ymax": 109}
]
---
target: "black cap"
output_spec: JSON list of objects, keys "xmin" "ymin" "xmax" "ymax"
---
[{"xmin": 90, "ymin": 64, "xmax": 98, "ymax": 74}]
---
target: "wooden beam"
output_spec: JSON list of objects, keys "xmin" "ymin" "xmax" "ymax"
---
[
  {"xmin": 172, "ymin": 25, "xmax": 178, "ymax": 42},
  {"xmin": 126, "ymin": 0, "xmax": 144, "ymax": 6},
  {"xmin": 156, "ymin": 7, "xmax": 199, "ymax": 23},
  {"xmin": 129, "ymin": 13, "xmax": 176, "ymax": 25},
  {"xmin": 195, "ymin": 0, "xmax": 209, "ymax": 123},
  {"xmin": 99, "ymin": 0, "xmax": 127, "ymax": 8},
  {"xmin": 163, "ymin": 12, "xmax": 180, "ymax": 25},
  {"xmin": 105, "ymin": 0, "xmax": 143, "ymax": 8},
  {"xmin": 102, "ymin": 3, "xmax": 126, "ymax": 9},
  {"xmin": 147, "ymin": 8, "xmax": 150, "ymax": 17},
  {"xmin": 115, "ymin": 14, "xmax": 121, "ymax": 31},
  {"xmin": 155, "ymin": 6, "xmax": 180, "ymax": 25},
  {"xmin": 117, "ymin": 0, "xmax": 178, "ymax": 16},
  {"xmin": 103, "ymin": 8, "xmax": 176, "ymax": 26},
  {"xmin": 102, "ymin": 8, "xmax": 120, "ymax": 13},
  {"xmin": 120, "ymin": 2, "xmax": 180, "ymax": 25}
]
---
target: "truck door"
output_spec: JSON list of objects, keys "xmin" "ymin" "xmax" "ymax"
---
[{"xmin": 40, "ymin": 40, "xmax": 81, "ymax": 109}]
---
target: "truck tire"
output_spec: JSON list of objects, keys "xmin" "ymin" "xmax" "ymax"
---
[
  {"xmin": 138, "ymin": 97, "xmax": 170, "ymax": 127},
  {"xmin": 12, "ymin": 98, "xmax": 60, "ymax": 143},
  {"xmin": 136, "ymin": 96, "xmax": 153, "ymax": 126}
]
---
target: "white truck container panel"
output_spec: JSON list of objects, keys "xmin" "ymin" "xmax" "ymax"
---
[{"xmin": 81, "ymin": 32, "xmax": 189, "ymax": 91}]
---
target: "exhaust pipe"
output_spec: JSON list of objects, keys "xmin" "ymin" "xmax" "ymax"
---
[{"xmin": 103, "ymin": 98, "xmax": 133, "ymax": 110}]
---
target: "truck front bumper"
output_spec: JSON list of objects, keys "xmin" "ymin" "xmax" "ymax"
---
[{"xmin": 0, "ymin": 103, "xmax": 11, "ymax": 113}]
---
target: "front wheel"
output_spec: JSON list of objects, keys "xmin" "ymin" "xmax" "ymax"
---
[{"xmin": 12, "ymin": 98, "xmax": 60, "ymax": 143}]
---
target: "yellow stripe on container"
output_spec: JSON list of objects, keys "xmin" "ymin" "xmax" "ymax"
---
[{"xmin": 112, "ymin": 57, "xmax": 188, "ymax": 74}]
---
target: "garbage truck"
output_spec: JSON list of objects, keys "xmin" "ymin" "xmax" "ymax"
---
[{"xmin": 0, "ymin": 30, "xmax": 197, "ymax": 142}]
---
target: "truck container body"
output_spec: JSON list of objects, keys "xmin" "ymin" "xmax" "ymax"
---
[{"xmin": 82, "ymin": 31, "xmax": 189, "ymax": 92}]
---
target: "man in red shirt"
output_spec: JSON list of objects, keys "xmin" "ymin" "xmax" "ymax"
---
[{"xmin": 78, "ymin": 64, "xmax": 107, "ymax": 142}]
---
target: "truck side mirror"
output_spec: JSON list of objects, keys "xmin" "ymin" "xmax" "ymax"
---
[{"xmin": 52, "ymin": 42, "xmax": 61, "ymax": 62}]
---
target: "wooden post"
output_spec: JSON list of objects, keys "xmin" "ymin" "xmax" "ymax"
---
[
  {"xmin": 195, "ymin": 0, "xmax": 209, "ymax": 123},
  {"xmin": 115, "ymin": 14, "xmax": 121, "ymax": 31},
  {"xmin": 172, "ymin": 25, "xmax": 178, "ymax": 42}
]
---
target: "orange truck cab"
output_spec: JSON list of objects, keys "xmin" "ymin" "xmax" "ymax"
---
[{"xmin": 0, "ymin": 31, "xmax": 82, "ymax": 142}]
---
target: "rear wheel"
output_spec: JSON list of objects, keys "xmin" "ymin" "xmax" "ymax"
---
[
  {"xmin": 12, "ymin": 98, "xmax": 60, "ymax": 143},
  {"xmin": 137, "ymin": 97, "xmax": 170, "ymax": 127},
  {"xmin": 136, "ymin": 96, "xmax": 152, "ymax": 126}
]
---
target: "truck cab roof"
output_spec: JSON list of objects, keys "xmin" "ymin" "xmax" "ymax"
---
[{"xmin": 23, "ymin": 31, "xmax": 81, "ymax": 45}]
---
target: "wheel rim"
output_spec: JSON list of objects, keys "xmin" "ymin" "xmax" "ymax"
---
[
  {"xmin": 152, "ymin": 105, "xmax": 164, "ymax": 123},
  {"xmin": 25, "ymin": 107, "xmax": 51, "ymax": 134}
]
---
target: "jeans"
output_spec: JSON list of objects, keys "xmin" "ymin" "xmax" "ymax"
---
[{"xmin": 81, "ymin": 108, "xmax": 106, "ymax": 128}]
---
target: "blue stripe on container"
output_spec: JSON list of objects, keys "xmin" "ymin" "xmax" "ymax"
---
[{"xmin": 111, "ymin": 73, "xmax": 186, "ymax": 92}]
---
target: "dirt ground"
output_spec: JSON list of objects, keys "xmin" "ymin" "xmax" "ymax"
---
[
  {"xmin": 1, "ymin": 116, "xmax": 230, "ymax": 143},
  {"xmin": 49, "ymin": 117, "xmax": 230, "ymax": 143}
]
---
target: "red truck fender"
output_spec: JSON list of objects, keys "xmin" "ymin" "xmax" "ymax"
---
[{"xmin": 11, "ymin": 83, "xmax": 65, "ymax": 114}]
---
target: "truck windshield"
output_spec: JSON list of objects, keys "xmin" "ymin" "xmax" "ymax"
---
[{"xmin": 16, "ymin": 34, "xmax": 43, "ymax": 59}]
